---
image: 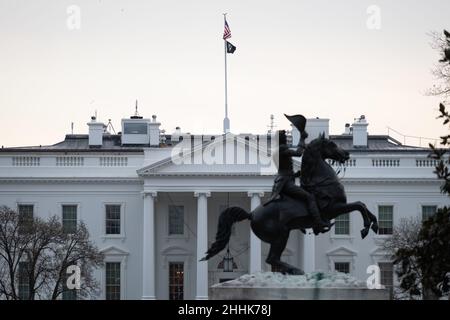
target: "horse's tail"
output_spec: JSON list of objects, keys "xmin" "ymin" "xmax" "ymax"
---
[{"xmin": 200, "ymin": 207, "xmax": 251, "ymax": 261}]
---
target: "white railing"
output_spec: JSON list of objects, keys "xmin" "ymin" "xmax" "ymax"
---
[
  {"xmin": 99, "ymin": 156, "xmax": 128, "ymax": 167},
  {"xmin": 328, "ymin": 159, "xmax": 357, "ymax": 167},
  {"xmin": 372, "ymin": 159, "xmax": 400, "ymax": 167},
  {"xmin": 56, "ymin": 156, "xmax": 84, "ymax": 166},
  {"xmin": 416, "ymin": 159, "xmax": 439, "ymax": 167},
  {"xmin": 12, "ymin": 156, "xmax": 40, "ymax": 166}
]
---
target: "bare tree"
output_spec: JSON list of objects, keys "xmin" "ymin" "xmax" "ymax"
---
[
  {"xmin": 382, "ymin": 217, "xmax": 422, "ymax": 300},
  {"xmin": 0, "ymin": 206, "xmax": 103, "ymax": 300}
]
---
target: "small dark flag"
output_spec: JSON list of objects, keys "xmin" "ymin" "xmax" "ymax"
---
[{"xmin": 226, "ymin": 41, "xmax": 236, "ymax": 54}]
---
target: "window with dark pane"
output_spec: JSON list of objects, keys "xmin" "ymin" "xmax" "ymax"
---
[
  {"xmin": 62, "ymin": 205, "xmax": 77, "ymax": 234},
  {"xmin": 334, "ymin": 213, "xmax": 350, "ymax": 235},
  {"xmin": 422, "ymin": 205, "xmax": 437, "ymax": 221},
  {"xmin": 62, "ymin": 267, "xmax": 77, "ymax": 300},
  {"xmin": 18, "ymin": 262, "xmax": 30, "ymax": 300},
  {"xmin": 378, "ymin": 205, "xmax": 393, "ymax": 235},
  {"xmin": 334, "ymin": 262, "xmax": 350, "ymax": 274},
  {"xmin": 105, "ymin": 262, "xmax": 121, "ymax": 300},
  {"xmin": 379, "ymin": 262, "xmax": 394, "ymax": 298},
  {"xmin": 18, "ymin": 204, "xmax": 33, "ymax": 234},
  {"xmin": 105, "ymin": 205, "xmax": 121, "ymax": 235},
  {"xmin": 168, "ymin": 205, "xmax": 184, "ymax": 235},
  {"xmin": 169, "ymin": 262, "xmax": 184, "ymax": 300}
]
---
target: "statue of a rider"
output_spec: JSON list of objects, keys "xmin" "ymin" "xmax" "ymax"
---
[{"xmin": 264, "ymin": 114, "xmax": 332, "ymax": 234}]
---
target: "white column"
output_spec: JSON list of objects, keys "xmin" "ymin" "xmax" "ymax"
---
[
  {"xmin": 248, "ymin": 192, "xmax": 264, "ymax": 273},
  {"xmin": 303, "ymin": 232, "xmax": 315, "ymax": 273},
  {"xmin": 142, "ymin": 191, "xmax": 157, "ymax": 300},
  {"xmin": 194, "ymin": 191, "xmax": 210, "ymax": 300}
]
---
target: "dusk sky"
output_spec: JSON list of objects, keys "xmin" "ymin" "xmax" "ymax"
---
[{"xmin": 1, "ymin": 0, "xmax": 449, "ymax": 147}]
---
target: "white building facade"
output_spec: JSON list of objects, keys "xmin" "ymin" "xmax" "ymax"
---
[{"xmin": 0, "ymin": 113, "xmax": 448, "ymax": 299}]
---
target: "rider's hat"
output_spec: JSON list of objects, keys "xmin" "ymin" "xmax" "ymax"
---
[{"xmin": 284, "ymin": 114, "xmax": 307, "ymax": 135}]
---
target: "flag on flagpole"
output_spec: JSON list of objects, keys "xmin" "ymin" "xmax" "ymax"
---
[
  {"xmin": 226, "ymin": 41, "xmax": 236, "ymax": 54},
  {"xmin": 223, "ymin": 20, "xmax": 231, "ymax": 40}
]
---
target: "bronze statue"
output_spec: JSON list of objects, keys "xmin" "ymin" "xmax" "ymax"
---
[
  {"xmin": 264, "ymin": 114, "xmax": 331, "ymax": 235},
  {"xmin": 201, "ymin": 115, "xmax": 378, "ymax": 275}
]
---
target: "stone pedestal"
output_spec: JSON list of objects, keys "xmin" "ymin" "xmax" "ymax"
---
[{"xmin": 210, "ymin": 272, "xmax": 390, "ymax": 300}]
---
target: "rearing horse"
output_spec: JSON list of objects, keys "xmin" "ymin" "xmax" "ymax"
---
[{"xmin": 201, "ymin": 134, "xmax": 378, "ymax": 275}]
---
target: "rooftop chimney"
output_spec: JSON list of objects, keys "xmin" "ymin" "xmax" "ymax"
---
[
  {"xmin": 149, "ymin": 115, "xmax": 161, "ymax": 147},
  {"xmin": 87, "ymin": 116, "xmax": 104, "ymax": 147},
  {"xmin": 290, "ymin": 117, "xmax": 329, "ymax": 145},
  {"xmin": 352, "ymin": 115, "xmax": 368, "ymax": 147},
  {"xmin": 344, "ymin": 123, "xmax": 351, "ymax": 135}
]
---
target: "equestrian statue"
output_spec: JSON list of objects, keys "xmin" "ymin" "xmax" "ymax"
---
[{"xmin": 201, "ymin": 114, "xmax": 378, "ymax": 275}]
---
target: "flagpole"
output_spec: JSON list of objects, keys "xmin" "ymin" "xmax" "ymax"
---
[{"xmin": 223, "ymin": 13, "xmax": 230, "ymax": 133}]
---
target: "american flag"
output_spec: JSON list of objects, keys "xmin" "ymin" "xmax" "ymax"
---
[{"xmin": 223, "ymin": 20, "xmax": 231, "ymax": 40}]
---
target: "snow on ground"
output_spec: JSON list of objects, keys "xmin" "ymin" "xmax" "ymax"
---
[{"xmin": 218, "ymin": 271, "xmax": 367, "ymax": 288}]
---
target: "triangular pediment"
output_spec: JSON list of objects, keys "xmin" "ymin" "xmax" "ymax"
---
[
  {"xmin": 100, "ymin": 245, "xmax": 129, "ymax": 256},
  {"xmin": 137, "ymin": 133, "xmax": 277, "ymax": 176},
  {"xmin": 326, "ymin": 246, "xmax": 358, "ymax": 256}
]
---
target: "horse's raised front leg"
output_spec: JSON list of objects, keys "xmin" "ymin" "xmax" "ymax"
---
[
  {"xmin": 326, "ymin": 201, "xmax": 372, "ymax": 239},
  {"xmin": 265, "ymin": 231, "xmax": 304, "ymax": 275}
]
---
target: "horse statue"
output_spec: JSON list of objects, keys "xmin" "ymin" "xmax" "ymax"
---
[{"xmin": 201, "ymin": 134, "xmax": 379, "ymax": 275}]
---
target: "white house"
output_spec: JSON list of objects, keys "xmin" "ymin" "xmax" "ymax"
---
[{"xmin": 0, "ymin": 112, "xmax": 447, "ymax": 300}]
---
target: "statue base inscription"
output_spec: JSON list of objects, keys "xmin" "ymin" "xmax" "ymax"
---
[{"xmin": 210, "ymin": 272, "xmax": 390, "ymax": 300}]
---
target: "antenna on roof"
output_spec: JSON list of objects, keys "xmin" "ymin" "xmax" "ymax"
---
[
  {"xmin": 106, "ymin": 119, "xmax": 116, "ymax": 134},
  {"xmin": 267, "ymin": 114, "xmax": 277, "ymax": 133},
  {"xmin": 135, "ymin": 99, "xmax": 139, "ymax": 117},
  {"xmin": 71, "ymin": 122, "xmax": 74, "ymax": 135}
]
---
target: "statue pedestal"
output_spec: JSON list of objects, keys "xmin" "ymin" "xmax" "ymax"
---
[{"xmin": 210, "ymin": 272, "xmax": 390, "ymax": 300}]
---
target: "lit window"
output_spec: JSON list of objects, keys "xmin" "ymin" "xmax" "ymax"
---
[
  {"xmin": 378, "ymin": 205, "xmax": 393, "ymax": 235},
  {"xmin": 168, "ymin": 205, "xmax": 184, "ymax": 235},
  {"xmin": 105, "ymin": 205, "xmax": 121, "ymax": 235},
  {"xmin": 169, "ymin": 262, "xmax": 184, "ymax": 300},
  {"xmin": 334, "ymin": 213, "xmax": 350, "ymax": 235},
  {"xmin": 62, "ymin": 205, "xmax": 77, "ymax": 234},
  {"xmin": 105, "ymin": 262, "xmax": 121, "ymax": 300}
]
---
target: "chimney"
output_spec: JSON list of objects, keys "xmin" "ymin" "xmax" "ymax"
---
[
  {"xmin": 87, "ymin": 116, "xmax": 104, "ymax": 147},
  {"xmin": 344, "ymin": 123, "xmax": 351, "ymax": 135},
  {"xmin": 352, "ymin": 115, "xmax": 368, "ymax": 147},
  {"xmin": 149, "ymin": 115, "xmax": 161, "ymax": 147},
  {"xmin": 290, "ymin": 117, "xmax": 329, "ymax": 145}
]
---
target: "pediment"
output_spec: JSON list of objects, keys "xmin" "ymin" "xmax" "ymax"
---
[
  {"xmin": 161, "ymin": 245, "xmax": 192, "ymax": 256},
  {"xmin": 138, "ymin": 133, "xmax": 277, "ymax": 176},
  {"xmin": 326, "ymin": 246, "xmax": 358, "ymax": 256},
  {"xmin": 100, "ymin": 245, "xmax": 129, "ymax": 256}
]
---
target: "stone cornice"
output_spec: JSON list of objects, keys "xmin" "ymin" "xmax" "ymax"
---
[{"xmin": 0, "ymin": 177, "xmax": 142, "ymax": 184}]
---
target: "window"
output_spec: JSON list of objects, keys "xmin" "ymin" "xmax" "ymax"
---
[
  {"xmin": 378, "ymin": 205, "xmax": 393, "ymax": 235},
  {"xmin": 18, "ymin": 262, "xmax": 30, "ymax": 300},
  {"xmin": 334, "ymin": 213, "xmax": 350, "ymax": 235},
  {"xmin": 105, "ymin": 262, "xmax": 121, "ymax": 300},
  {"xmin": 422, "ymin": 205, "xmax": 437, "ymax": 221},
  {"xmin": 379, "ymin": 262, "xmax": 393, "ymax": 288},
  {"xmin": 62, "ymin": 205, "xmax": 77, "ymax": 234},
  {"xmin": 169, "ymin": 262, "xmax": 184, "ymax": 300},
  {"xmin": 123, "ymin": 123, "xmax": 147, "ymax": 134},
  {"xmin": 168, "ymin": 205, "xmax": 184, "ymax": 236},
  {"xmin": 18, "ymin": 204, "xmax": 34, "ymax": 234},
  {"xmin": 105, "ymin": 205, "xmax": 121, "ymax": 235},
  {"xmin": 334, "ymin": 262, "xmax": 350, "ymax": 274},
  {"xmin": 62, "ymin": 268, "xmax": 77, "ymax": 300}
]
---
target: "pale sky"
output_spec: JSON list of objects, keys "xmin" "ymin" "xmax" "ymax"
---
[{"xmin": 0, "ymin": 0, "xmax": 449, "ymax": 147}]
